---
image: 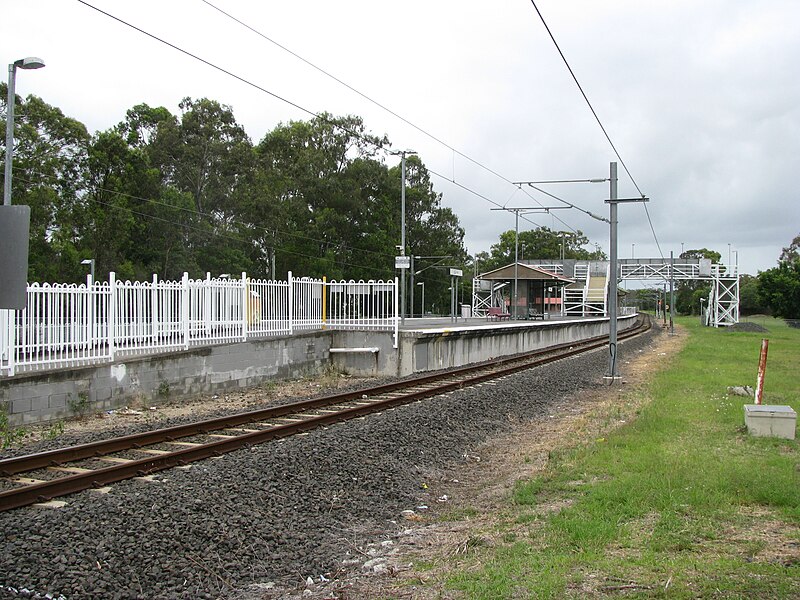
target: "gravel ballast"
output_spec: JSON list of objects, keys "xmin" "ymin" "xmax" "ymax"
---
[{"xmin": 0, "ymin": 327, "xmax": 660, "ymax": 599}]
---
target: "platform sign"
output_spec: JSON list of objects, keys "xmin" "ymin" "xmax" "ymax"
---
[
  {"xmin": 449, "ymin": 268, "xmax": 463, "ymax": 277},
  {"xmin": 395, "ymin": 256, "xmax": 411, "ymax": 269},
  {"xmin": 0, "ymin": 205, "xmax": 31, "ymax": 309}
]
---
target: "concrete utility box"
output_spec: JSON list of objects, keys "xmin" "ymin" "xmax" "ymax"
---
[{"xmin": 743, "ymin": 404, "xmax": 797, "ymax": 440}]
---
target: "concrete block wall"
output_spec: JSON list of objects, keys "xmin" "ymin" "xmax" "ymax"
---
[{"xmin": 1, "ymin": 331, "xmax": 333, "ymax": 425}]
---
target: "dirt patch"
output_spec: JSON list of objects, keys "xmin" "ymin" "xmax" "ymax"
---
[{"xmin": 727, "ymin": 322, "xmax": 770, "ymax": 333}]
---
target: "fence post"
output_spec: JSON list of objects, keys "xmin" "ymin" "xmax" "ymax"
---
[
  {"xmin": 393, "ymin": 276, "xmax": 399, "ymax": 349},
  {"xmin": 322, "ymin": 276, "xmax": 327, "ymax": 330},
  {"xmin": 288, "ymin": 271, "xmax": 294, "ymax": 335},
  {"xmin": 241, "ymin": 271, "xmax": 248, "ymax": 342},
  {"xmin": 151, "ymin": 273, "xmax": 158, "ymax": 344},
  {"xmin": 108, "ymin": 272, "xmax": 117, "ymax": 361},
  {"xmin": 182, "ymin": 272, "xmax": 190, "ymax": 350},
  {"xmin": 204, "ymin": 272, "xmax": 212, "ymax": 336}
]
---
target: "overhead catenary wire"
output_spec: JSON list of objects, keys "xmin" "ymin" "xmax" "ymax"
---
[
  {"xmin": 76, "ymin": 0, "xmax": 598, "ymax": 256},
  {"xmin": 528, "ymin": 0, "xmax": 664, "ymax": 258},
  {"xmin": 15, "ymin": 174, "xmax": 397, "ymax": 263},
  {"xmin": 200, "ymin": 0, "xmax": 594, "ymax": 238}
]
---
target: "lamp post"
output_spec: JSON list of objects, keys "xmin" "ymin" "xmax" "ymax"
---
[
  {"xmin": 80, "ymin": 258, "xmax": 95, "ymax": 282},
  {"xmin": 5, "ymin": 57, "xmax": 45, "ymax": 206},
  {"xmin": 391, "ymin": 149, "xmax": 416, "ymax": 325},
  {"xmin": 417, "ymin": 281, "xmax": 425, "ymax": 317}
]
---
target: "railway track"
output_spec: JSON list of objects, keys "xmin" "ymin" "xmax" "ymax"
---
[{"xmin": 0, "ymin": 316, "xmax": 651, "ymax": 512}]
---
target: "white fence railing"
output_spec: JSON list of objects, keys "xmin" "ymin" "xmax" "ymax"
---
[{"xmin": 1, "ymin": 272, "xmax": 398, "ymax": 377}]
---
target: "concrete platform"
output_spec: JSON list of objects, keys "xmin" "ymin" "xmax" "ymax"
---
[
  {"xmin": 398, "ymin": 314, "xmax": 587, "ymax": 333},
  {"xmin": 3, "ymin": 313, "xmax": 637, "ymax": 425}
]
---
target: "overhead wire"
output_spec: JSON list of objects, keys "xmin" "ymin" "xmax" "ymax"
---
[
  {"xmin": 77, "ymin": 0, "xmax": 588, "ymax": 246},
  {"xmin": 16, "ymin": 172, "xmax": 398, "ymax": 263},
  {"xmin": 197, "ymin": 0, "xmax": 584, "ymax": 234},
  {"xmin": 15, "ymin": 176, "xmax": 396, "ymax": 276},
  {"xmin": 528, "ymin": 0, "xmax": 664, "ymax": 257}
]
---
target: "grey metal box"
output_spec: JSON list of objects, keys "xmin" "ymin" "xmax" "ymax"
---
[{"xmin": 743, "ymin": 404, "xmax": 797, "ymax": 440}]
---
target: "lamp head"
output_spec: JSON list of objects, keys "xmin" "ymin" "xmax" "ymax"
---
[
  {"xmin": 15, "ymin": 57, "xmax": 45, "ymax": 70},
  {"xmin": 80, "ymin": 259, "xmax": 93, "ymax": 266}
]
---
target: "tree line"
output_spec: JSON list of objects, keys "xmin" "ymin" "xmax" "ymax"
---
[
  {"xmin": 3, "ymin": 87, "xmax": 615, "ymax": 315},
  {"xmin": 1, "ymin": 88, "xmax": 467, "ymax": 288}
]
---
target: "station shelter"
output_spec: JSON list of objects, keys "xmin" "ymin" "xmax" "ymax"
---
[{"xmin": 473, "ymin": 262, "xmax": 574, "ymax": 318}]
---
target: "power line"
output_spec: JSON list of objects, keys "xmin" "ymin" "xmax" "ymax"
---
[
  {"xmin": 76, "ymin": 0, "xmax": 594, "ymax": 252},
  {"xmin": 16, "ymin": 175, "xmax": 396, "ymax": 276},
  {"xmin": 17, "ymin": 172, "xmax": 398, "ymax": 262},
  {"xmin": 198, "ymin": 0, "xmax": 546, "ymax": 194},
  {"xmin": 198, "ymin": 0, "xmax": 589, "ymax": 236},
  {"xmin": 528, "ymin": 0, "xmax": 664, "ymax": 257}
]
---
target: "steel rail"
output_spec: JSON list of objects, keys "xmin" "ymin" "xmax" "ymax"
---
[
  {"xmin": 0, "ymin": 317, "xmax": 650, "ymax": 511},
  {"xmin": 0, "ymin": 320, "xmax": 642, "ymax": 476}
]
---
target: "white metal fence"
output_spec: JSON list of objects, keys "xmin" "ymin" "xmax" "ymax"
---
[{"xmin": 0, "ymin": 272, "xmax": 398, "ymax": 377}]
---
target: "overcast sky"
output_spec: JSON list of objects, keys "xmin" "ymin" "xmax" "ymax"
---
[{"xmin": 4, "ymin": 0, "xmax": 799, "ymax": 277}]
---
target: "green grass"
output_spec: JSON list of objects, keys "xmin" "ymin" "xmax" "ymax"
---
[{"xmin": 445, "ymin": 316, "xmax": 800, "ymax": 598}]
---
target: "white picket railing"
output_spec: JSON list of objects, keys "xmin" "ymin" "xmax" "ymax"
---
[{"xmin": 0, "ymin": 272, "xmax": 398, "ymax": 377}]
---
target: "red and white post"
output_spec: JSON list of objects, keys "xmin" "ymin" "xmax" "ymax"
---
[{"xmin": 754, "ymin": 338, "xmax": 769, "ymax": 405}]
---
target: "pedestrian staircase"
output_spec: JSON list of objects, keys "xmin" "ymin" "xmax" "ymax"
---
[{"xmin": 562, "ymin": 263, "xmax": 608, "ymax": 316}]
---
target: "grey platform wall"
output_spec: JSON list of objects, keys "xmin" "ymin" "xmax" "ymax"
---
[{"xmin": 1, "ymin": 315, "xmax": 637, "ymax": 425}]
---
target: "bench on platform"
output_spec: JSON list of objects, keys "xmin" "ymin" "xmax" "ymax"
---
[{"xmin": 487, "ymin": 307, "xmax": 511, "ymax": 321}]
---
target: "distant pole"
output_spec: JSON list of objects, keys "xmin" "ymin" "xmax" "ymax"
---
[
  {"xmin": 607, "ymin": 162, "xmax": 619, "ymax": 379},
  {"xmin": 514, "ymin": 209, "xmax": 519, "ymax": 319},
  {"xmin": 669, "ymin": 250, "xmax": 675, "ymax": 334},
  {"xmin": 409, "ymin": 254, "xmax": 415, "ymax": 318},
  {"xmin": 391, "ymin": 149, "xmax": 417, "ymax": 325},
  {"xmin": 400, "ymin": 153, "xmax": 407, "ymax": 325}
]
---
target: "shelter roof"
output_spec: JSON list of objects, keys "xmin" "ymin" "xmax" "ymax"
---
[{"xmin": 478, "ymin": 262, "xmax": 574, "ymax": 284}]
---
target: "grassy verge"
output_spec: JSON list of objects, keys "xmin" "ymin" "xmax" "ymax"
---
[{"xmin": 445, "ymin": 316, "xmax": 800, "ymax": 599}]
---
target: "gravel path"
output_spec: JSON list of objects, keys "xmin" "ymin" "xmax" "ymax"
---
[{"xmin": 0, "ymin": 327, "xmax": 659, "ymax": 600}]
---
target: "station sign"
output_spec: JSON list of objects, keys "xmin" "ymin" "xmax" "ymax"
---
[
  {"xmin": 395, "ymin": 256, "xmax": 411, "ymax": 269},
  {"xmin": 449, "ymin": 268, "xmax": 463, "ymax": 277}
]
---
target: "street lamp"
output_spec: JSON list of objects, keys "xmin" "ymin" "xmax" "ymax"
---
[
  {"xmin": 417, "ymin": 281, "xmax": 425, "ymax": 317},
  {"xmin": 391, "ymin": 149, "xmax": 416, "ymax": 324},
  {"xmin": 80, "ymin": 258, "xmax": 95, "ymax": 282},
  {"xmin": 4, "ymin": 57, "xmax": 45, "ymax": 206}
]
